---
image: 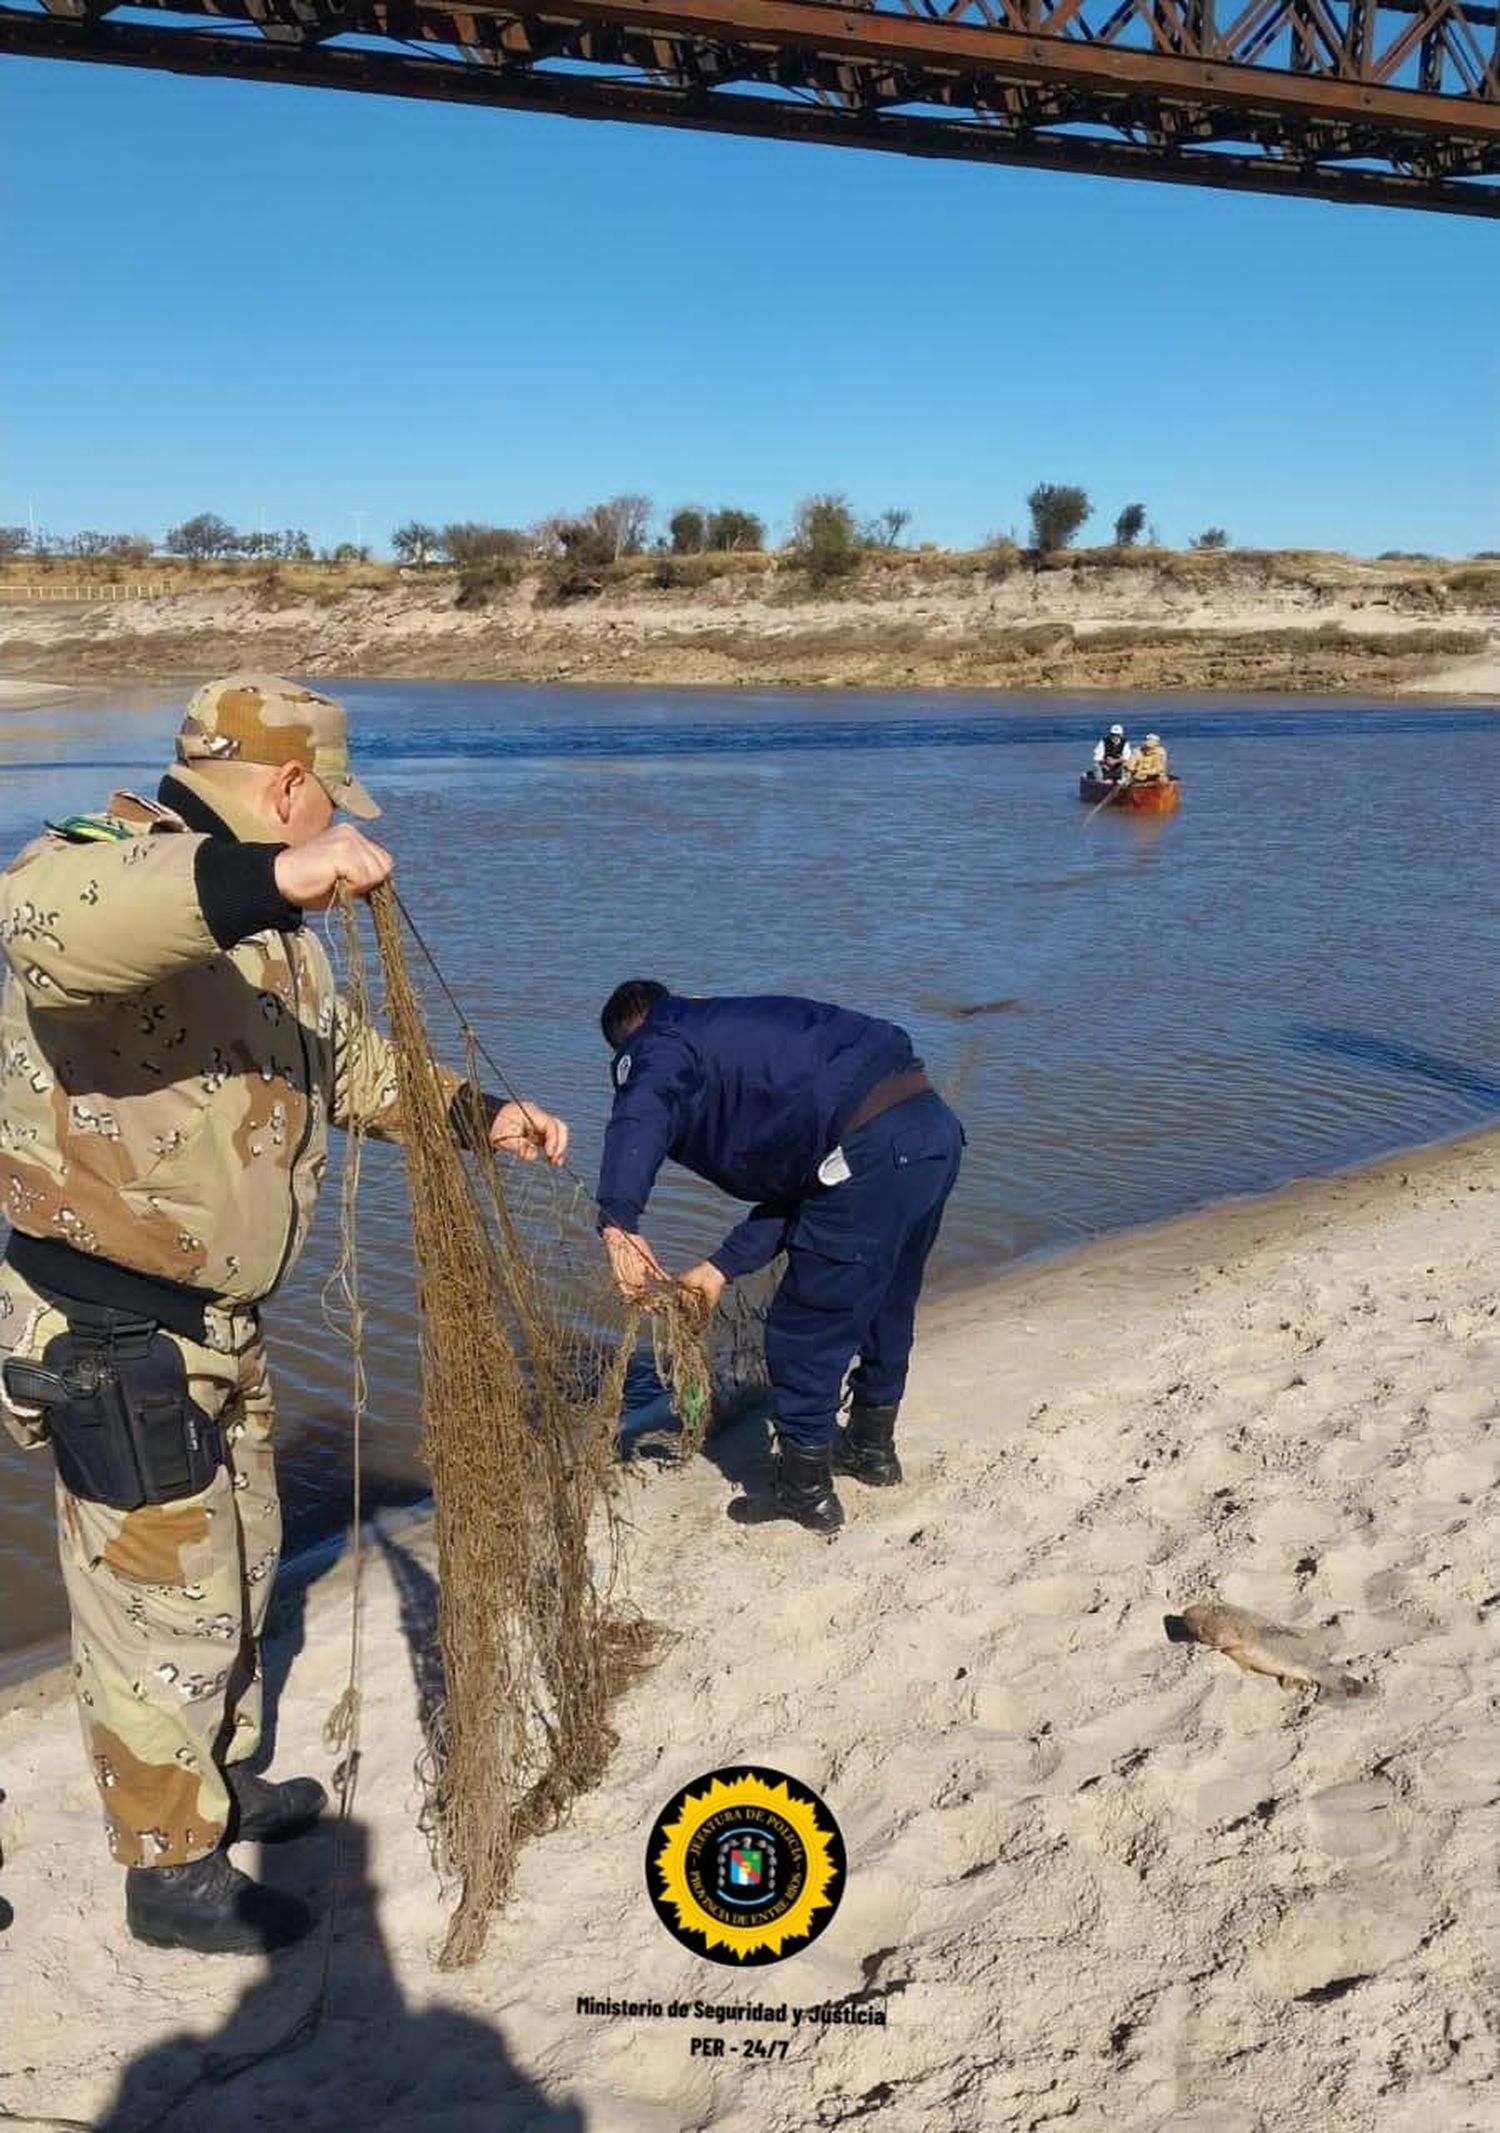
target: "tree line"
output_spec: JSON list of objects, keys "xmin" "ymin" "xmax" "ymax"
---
[
  {"xmin": 0, "ymin": 516, "xmax": 318, "ymax": 566},
  {"xmin": 1022, "ymin": 488, "xmax": 1227, "ymax": 555},
  {"xmin": 0, "ymin": 488, "xmax": 1227, "ymax": 575},
  {"xmin": 398, "ymin": 499, "xmax": 772, "ymax": 570}
]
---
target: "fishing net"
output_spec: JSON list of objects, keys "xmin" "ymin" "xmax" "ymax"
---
[{"xmin": 336, "ymin": 885, "xmax": 763, "ymax": 1966}]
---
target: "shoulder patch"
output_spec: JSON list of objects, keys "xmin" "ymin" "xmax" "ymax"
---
[
  {"xmin": 614, "ymin": 1051, "xmax": 632, "ymax": 1089},
  {"xmin": 108, "ymin": 790, "xmax": 180, "ymax": 830},
  {"xmin": 46, "ymin": 815, "xmax": 132, "ymax": 845}
]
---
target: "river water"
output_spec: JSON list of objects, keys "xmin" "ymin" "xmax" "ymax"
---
[{"xmin": 2, "ymin": 683, "xmax": 1496, "ymax": 1663}]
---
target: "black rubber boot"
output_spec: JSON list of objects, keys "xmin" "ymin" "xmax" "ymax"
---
[
  {"xmin": 772, "ymin": 1434, "xmax": 845, "ymax": 1535},
  {"xmin": 832, "ymin": 1402, "xmax": 903, "ymax": 1487},
  {"xmin": 125, "ymin": 1848, "xmax": 313, "ymax": 1955},
  {"xmin": 225, "ymin": 1765, "xmax": 328, "ymax": 1844}
]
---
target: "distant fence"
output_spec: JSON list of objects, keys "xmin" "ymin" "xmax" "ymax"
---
[{"xmin": 0, "ymin": 580, "xmax": 171, "ymax": 603}]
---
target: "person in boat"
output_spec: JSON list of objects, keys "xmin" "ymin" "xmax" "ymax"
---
[
  {"xmin": 1092, "ymin": 724, "xmax": 1131, "ymax": 781},
  {"xmin": 1129, "ymin": 732, "xmax": 1170, "ymax": 784}
]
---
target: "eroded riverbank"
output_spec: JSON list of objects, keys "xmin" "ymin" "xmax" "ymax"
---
[{"xmin": 3, "ymin": 550, "xmax": 1495, "ymax": 695}]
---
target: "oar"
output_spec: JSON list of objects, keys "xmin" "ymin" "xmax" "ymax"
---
[{"xmin": 1083, "ymin": 774, "xmax": 1129, "ymax": 825}]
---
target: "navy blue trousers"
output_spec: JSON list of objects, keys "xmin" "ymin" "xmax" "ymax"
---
[{"xmin": 764, "ymin": 1091, "xmax": 964, "ymax": 1449}]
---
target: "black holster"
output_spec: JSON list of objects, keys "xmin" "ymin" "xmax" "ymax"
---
[{"xmin": 2, "ymin": 1311, "xmax": 224, "ymax": 1512}]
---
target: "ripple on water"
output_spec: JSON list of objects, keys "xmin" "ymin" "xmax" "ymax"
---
[{"xmin": 0, "ymin": 689, "xmax": 1495, "ymax": 1655}]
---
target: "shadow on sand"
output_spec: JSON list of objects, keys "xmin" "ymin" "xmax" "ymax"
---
[
  {"xmin": 253, "ymin": 1436, "xmax": 432, "ymax": 1769},
  {"xmin": 95, "ymin": 1816, "xmax": 585, "ymax": 2133}
]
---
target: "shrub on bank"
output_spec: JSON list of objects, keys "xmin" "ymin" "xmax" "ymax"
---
[
  {"xmin": 652, "ymin": 553, "xmax": 722, "ymax": 590},
  {"xmin": 456, "ymin": 557, "xmax": 525, "ymax": 608},
  {"xmin": 1026, "ymin": 483, "xmax": 1091, "ymax": 554},
  {"xmin": 791, "ymin": 495, "xmax": 863, "ymax": 587},
  {"xmin": 1443, "ymin": 566, "xmax": 1500, "ymax": 607}
]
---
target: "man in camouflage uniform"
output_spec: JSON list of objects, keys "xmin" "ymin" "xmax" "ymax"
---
[{"xmin": 0, "ymin": 673, "xmax": 566, "ymax": 1954}]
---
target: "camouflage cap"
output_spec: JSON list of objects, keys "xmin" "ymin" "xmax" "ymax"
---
[{"xmin": 176, "ymin": 673, "xmax": 380, "ymax": 819}]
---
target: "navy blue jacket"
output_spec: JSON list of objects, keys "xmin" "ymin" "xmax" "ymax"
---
[{"xmin": 596, "ymin": 994, "xmax": 916, "ymax": 1278}]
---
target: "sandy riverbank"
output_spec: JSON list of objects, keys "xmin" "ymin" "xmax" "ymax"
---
[
  {"xmin": 0, "ymin": 678, "xmax": 78, "ymax": 710},
  {"xmin": 1401, "ymin": 646, "xmax": 1500, "ymax": 699},
  {"xmin": 2, "ymin": 552, "xmax": 1496, "ymax": 696},
  {"xmin": 0, "ymin": 1129, "xmax": 1495, "ymax": 2131}
]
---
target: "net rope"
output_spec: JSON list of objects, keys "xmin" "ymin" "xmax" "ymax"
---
[{"xmin": 349, "ymin": 883, "xmax": 756, "ymax": 1965}]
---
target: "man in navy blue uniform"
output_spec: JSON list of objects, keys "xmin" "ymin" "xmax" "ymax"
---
[{"xmin": 595, "ymin": 981, "xmax": 964, "ymax": 1534}]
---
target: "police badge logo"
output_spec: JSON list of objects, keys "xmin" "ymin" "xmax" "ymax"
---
[{"xmin": 646, "ymin": 1766, "xmax": 845, "ymax": 1965}]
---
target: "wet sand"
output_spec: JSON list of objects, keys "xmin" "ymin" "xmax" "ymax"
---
[
  {"xmin": 0, "ymin": 1126, "xmax": 1494, "ymax": 2130},
  {"xmin": 0, "ymin": 678, "xmax": 77, "ymax": 709}
]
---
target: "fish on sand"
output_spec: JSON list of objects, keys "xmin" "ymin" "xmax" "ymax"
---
[{"xmin": 1164, "ymin": 1601, "xmax": 1370, "ymax": 1701}]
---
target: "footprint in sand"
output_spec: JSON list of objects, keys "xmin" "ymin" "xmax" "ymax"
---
[
  {"xmin": 1304, "ymin": 1778, "xmax": 1405, "ymax": 1863},
  {"xmin": 1163, "ymin": 1601, "xmax": 1371, "ymax": 1701}
]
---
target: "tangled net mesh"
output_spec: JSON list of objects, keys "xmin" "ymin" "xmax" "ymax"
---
[{"xmin": 339, "ymin": 886, "xmax": 763, "ymax": 1966}]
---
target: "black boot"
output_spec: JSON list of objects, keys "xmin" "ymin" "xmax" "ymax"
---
[
  {"xmin": 225, "ymin": 1765, "xmax": 328, "ymax": 1844},
  {"xmin": 125, "ymin": 1847, "xmax": 313, "ymax": 1955},
  {"xmin": 832, "ymin": 1402, "xmax": 903, "ymax": 1487},
  {"xmin": 772, "ymin": 1434, "xmax": 845, "ymax": 1534},
  {"xmin": 728, "ymin": 1433, "xmax": 845, "ymax": 1535}
]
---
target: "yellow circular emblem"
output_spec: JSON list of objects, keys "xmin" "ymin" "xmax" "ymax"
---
[{"xmin": 647, "ymin": 1766, "xmax": 845, "ymax": 1965}]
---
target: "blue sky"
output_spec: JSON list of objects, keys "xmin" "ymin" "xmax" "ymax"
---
[{"xmin": 3, "ymin": 57, "xmax": 1496, "ymax": 557}]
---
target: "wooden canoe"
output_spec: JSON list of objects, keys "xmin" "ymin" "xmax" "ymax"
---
[{"xmin": 1078, "ymin": 775, "xmax": 1181, "ymax": 814}]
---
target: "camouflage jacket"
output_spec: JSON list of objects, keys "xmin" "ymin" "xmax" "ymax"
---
[{"xmin": 0, "ymin": 783, "xmax": 453, "ymax": 1308}]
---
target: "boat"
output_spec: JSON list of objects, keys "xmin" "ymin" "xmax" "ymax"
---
[{"xmin": 1078, "ymin": 774, "xmax": 1181, "ymax": 815}]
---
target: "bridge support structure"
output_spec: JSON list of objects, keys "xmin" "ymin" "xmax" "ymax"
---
[{"xmin": 1, "ymin": 0, "xmax": 1496, "ymax": 213}]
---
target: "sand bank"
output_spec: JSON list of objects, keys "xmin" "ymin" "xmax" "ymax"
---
[
  {"xmin": 2, "ymin": 556, "xmax": 1495, "ymax": 696},
  {"xmin": 0, "ymin": 1130, "xmax": 1495, "ymax": 2131},
  {"xmin": 1400, "ymin": 646, "xmax": 1500, "ymax": 700},
  {"xmin": 0, "ymin": 678, "xmax": 77, "ymax": 710}
]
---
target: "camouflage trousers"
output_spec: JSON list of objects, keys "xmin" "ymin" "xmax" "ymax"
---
[{"xmin": 0, "ymin": 1265, "xmax": 280, "ymax": 1867}]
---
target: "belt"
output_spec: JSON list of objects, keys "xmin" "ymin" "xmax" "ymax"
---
[
  {"xmin": 840, "ymin": 1064, "xmax": 934, "ymax": 1139},
  {"xmin": 3, "ymin": 1231, "xmax": 259, "ymax": 1355}
]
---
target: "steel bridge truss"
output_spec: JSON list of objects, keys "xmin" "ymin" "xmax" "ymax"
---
[{"xmin": 2, "ymin": 0, "xmax": 1497, "ymax": 213}]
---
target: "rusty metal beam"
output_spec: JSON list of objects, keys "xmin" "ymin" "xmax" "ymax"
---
[
  {"xmin": 401, "ymin": 0, "xmax": 1498, "ymax": 136},
  {"xmin": 0, "ymin": 0, "xmax": 1496, "ymax": 212}
]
